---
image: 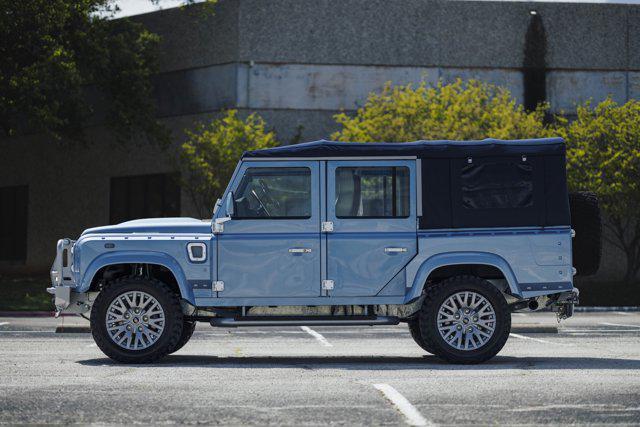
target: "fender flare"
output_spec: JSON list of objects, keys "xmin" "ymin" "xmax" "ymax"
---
[
  {"xmin": 77, "ymin": 251, "xmax": 195, "ymax": 304},
  {"xmin": 404, "ymin": 252, "xmax": 520, "ymax": 303}
]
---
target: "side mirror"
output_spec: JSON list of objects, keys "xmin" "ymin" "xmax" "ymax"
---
[
  {"xmin": 225, "ymin": 191, "xmax": 236, "ymax": 218},
  {"xmin": 212, "ymin": 198, "xmax": 222, "ymax": 216}
]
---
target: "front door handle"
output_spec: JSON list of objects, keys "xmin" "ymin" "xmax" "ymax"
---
[
  {"xmin": 384, "ymin": 247, "xmax": 407, "ymax": 253},
  {"xmin": 289, "ymin": 248, "xmax": 312, "ymax": 254}
]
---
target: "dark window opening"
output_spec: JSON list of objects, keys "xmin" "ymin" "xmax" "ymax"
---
[
  {"xmin": 335, "ymin": 166, "xmax": 410, "ymax": 218},
  {"xmin": 234, "ymin": 167, "xmax": 311, "ymax": 219},
  {"xmin": 461, "ymin": 162, "xmax": 533, "ymax": 210},
  {"xmin": 523, "ymin": 12, "xmax": 547, "ymax": 112},
  {"xmin": 0, "ymin": 185, "xmax": 28, "ymax": 263},
  {"xmin": 110, "ymin": 173, "xmax": 180, "ymax": 224}
]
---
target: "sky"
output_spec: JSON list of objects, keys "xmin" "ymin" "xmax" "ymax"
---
[{"xmin": 113, "ymin": 0, "xmax": 640, "ymax": 18}]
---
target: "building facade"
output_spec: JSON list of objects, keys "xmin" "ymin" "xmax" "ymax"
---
[{"xmin": 1, "ymin": 0, "xmax": 638, "ymax": 279}]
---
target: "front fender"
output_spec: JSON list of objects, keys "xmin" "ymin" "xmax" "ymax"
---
[
  {"xmin": 77, "ymin": 251, "xmax": 195, "ymax": 304},
  {"xmin": 404, "ymin": 252, "xmax": 520, "ymax": 303}
]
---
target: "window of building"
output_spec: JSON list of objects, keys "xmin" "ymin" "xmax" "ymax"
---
[
  {"xmin": 335, "ymin": 166, "xmax": 410, "ymax": 218},
  {"xmin": 461, "ymin": 161, "xmax": 534, "ymax": 210},
  {"xmin": 0, "ymin": 185, "xmax": 28, "ymax": 263},
  {"xmin": 110, "ymin": 173, "xmax": 180, "ymax": 224},
  {"xmin": 234, "ymin": 167, "xmax": 311, "ymax": 219}
]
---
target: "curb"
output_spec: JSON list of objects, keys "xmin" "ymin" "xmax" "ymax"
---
[
  {"xmin": 55, "ymin": 326, "xmax": 91, "ymax": 333},
  {"xmin": 0, "ymin": 311, "xmax": 77, "ymax": 318},
  {"xmin": 575, "ymin": 306, "xmax": 640, "ymax": 312},
  {"xmin": 511, "ymin": 325, "xmax": 557, "ymax": 334}
]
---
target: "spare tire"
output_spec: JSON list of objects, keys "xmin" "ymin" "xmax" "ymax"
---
[{"xmin": 569, "ymin": 191, "xmax": 602, "ymax": 276}]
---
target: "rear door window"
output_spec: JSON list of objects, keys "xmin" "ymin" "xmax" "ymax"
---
[{"xmin": 335, "ymin": 166, "xmax": 409, "ymax": 218}]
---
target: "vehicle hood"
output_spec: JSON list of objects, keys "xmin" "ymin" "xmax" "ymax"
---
[{"xmin": 81, "ymin": 217, "xmax": 212, "ymax": 236}]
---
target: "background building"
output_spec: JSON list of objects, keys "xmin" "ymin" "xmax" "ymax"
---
[{"xmin": 1, "ymin": 0, "xmax": 638, "ymax": 282}]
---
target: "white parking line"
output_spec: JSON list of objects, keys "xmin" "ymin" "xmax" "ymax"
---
[
  {"xmin": 85, "ymin": 343, "xmax": 97, "ymax": 348},
  {"xmin": 0, "ymin": 322, "xmax": 9, "ymax": 326},
  {"xmin": 300, "ymin": 326, "xmax": 332, "ymax": 347},
  {"xmin": 509, "ymin": 333, "xmax": 570, "ymax": 345},
  {"xmin": 373, "ymin": 383, "xmax": 431, "ymax": 426},
  {"xmin": 601, "ymin": 322, "xmax": 640, "ymax": 329}
]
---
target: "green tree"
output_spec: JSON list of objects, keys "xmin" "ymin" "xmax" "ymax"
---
[
  {"xmin": 331, "ymin": 79, "xmax": 554, "ymax": 142},
  {"xmin": 180, "ymin": 110, "xmax": 278, "ymax": 217},
  {"xmin": 0, "ymin": 0, "xmax": 167, "ymax": 143},
  {"xmin": 558, "ymin": 99, "xmax": 640, "ymax": 283}
]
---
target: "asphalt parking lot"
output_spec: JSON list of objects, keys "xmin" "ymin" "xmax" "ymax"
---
[{"xmin": 1, "ymin": 312, "xmax": 639, "ymax": 425}]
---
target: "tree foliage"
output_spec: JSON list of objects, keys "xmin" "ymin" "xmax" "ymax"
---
[
  {"xmin": 180, "ymin": 110, "xmax": 278, "ymax": 217},
  {"xmin": 0, "ymin": 0, "xmax": 166, "ymax": 143},
  {"xmin": 558, "ymin": 99, "xmax": 640, "ymax": 282},
  {"xmin": 331, "ymin": 79, "xmax": 555, "ymax": 142}
]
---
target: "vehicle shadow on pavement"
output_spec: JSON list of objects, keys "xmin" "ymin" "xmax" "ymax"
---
[{"xmin": 77, "ymin": 355, "xmax": 640, "ymax": 370}]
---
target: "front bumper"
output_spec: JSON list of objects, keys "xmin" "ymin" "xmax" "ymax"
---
[
  {"xmin": 46, "ymin": 286, "xmax": 93, "ymax": 315},
  {"xmin": 49, "ymin": 238, "xmax": 82, "ymax": 315}
]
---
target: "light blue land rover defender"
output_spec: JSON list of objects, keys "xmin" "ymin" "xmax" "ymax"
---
[{"xmin": 48, "ymin": 138, "xmax": 601, "ymax": 364}]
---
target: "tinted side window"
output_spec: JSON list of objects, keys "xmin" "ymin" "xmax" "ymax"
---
[
  {"xmin": 234, "ymin": 168, "xmax": 311, "ymax": 219},
  {"xmin": 335, "ymin": 167, "xmax": 409, "ymax": 218},
  {"xmin": 461, "ymin": 162, "xmax": 533, "ymax": 209}
]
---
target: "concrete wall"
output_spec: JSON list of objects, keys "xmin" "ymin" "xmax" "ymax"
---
[{"xmin": 1, "ymin": 0, "xmax": 639, "ymax": 279}]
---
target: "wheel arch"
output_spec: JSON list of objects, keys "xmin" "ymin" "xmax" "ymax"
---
[
  {"xmin": 404, "ymin": 252, "xmax": 520, "ymax": 303},
  {"xmin": 78, "ymin": 251, "xmax": 195, "ymax": 304}
]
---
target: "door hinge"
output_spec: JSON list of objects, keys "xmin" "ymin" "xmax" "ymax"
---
[
  {"xmin": 322, "ymin": 279, "xmax": 334, "ymax": 291},
  {"xmin": 321, "ymin": 221, "xmax": 334, "ymax": 233},
  {"xmin": 213, "ymin": 281, "xmax": 225, "ymax": 292}
]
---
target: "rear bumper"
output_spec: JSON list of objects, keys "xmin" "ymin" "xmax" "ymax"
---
[{"xmin": 552, "ymin": 288, "xmax": 579, "ymax": 320}]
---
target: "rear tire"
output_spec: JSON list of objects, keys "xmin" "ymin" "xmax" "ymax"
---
[
  {"xmin": 418, "ymin": 275, "xmax": 511, "ymax": 364},
  {"xmin": 90, "ymin": 277, "xmax": 183, "ymax": 364},
  {"xmin": 569, "ymin": 191, "xmax": 602, "ymax": 276},
  {"xmin": 168, "ymin": 320, "xmax": 197, "ymax": 354}
]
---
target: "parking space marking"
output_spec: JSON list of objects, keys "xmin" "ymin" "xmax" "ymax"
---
[
  {"xmin": 373, "ymin": 383, "xmax": 431, "ymax": 426},
  {"xmin": 600, "ymin": 322, "xmax": 640, "ymax": 329},
  {"xmin": 0, "ymin": 322, "xmax": 9, "ymax": 326},
  {"xmin": 509, "ymin": 333, "xmax": 570, "ymax": 345},
  {"xmin": 300, "ymin": 326, "xmax": 332, "ymax": 347}
]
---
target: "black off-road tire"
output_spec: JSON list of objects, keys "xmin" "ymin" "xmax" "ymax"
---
[
  {"xmin": 418, "ymin": 276, "xmax": 511, "ymax": 364},
  {"xmin": 408, "ymin": 318, "xmax": 435, "ymax": 354},
  {"xmin": 90, "ymin": 277, "xmax": 183, "ymax": 364},
  {"xmin": 569, "ymin": 191, "xmax": 602, "ymax": 276},
  {"xmin": 168, "ymin": 320, "xmax": 197, "ymax": 354}
]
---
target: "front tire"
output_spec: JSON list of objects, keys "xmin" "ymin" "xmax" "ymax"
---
[
  {"xmin": 91, "ymin": 277, "xmax": 183, "ymax": 363},
  {"xmin": 408, "ymin": 318, "xmax": 434, "ymax": 354},
  {"xmin": 418, "ymin": 275, "xmax": 511, "ymax": 364}
]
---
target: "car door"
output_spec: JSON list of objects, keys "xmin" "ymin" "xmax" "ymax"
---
[
  {"xmin": 325, "ymin": 160, "xmax": 417, "ymax": 296},
  {"xmin": 217, "ymin": 161, "xmax": 321, "ymax": 297}
]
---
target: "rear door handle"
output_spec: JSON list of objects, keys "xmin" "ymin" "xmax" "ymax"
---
[
  {"xmin": 384, "ymin": 247, "xmax": 407, "ymax": 253},
  {"xmin": 289, "ymin": 248, "xmax": 312, "ymax": 254}
]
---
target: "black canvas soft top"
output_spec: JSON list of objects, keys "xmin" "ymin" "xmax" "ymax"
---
[
  {"xmin": 243, "ymin": 137, "xmax": 570, "ymax": 229},
  {"xmin": 243, "ymin": 138, "xmax": 566, "ymax": 159}
]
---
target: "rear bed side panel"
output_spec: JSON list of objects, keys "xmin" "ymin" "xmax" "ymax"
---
[{"xmin": 404, "ymin": 227, "xmax": 573, "ymax": 302}]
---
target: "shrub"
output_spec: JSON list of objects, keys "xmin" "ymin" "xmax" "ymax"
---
[{"xmin": 180, "ymin": 110, "xmax": 278, "ymax": 217}]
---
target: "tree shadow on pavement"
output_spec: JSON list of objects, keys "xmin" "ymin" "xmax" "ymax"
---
[{"xmin": 77, "ymin": 355, "xmax": 640, "ymax": 370}]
